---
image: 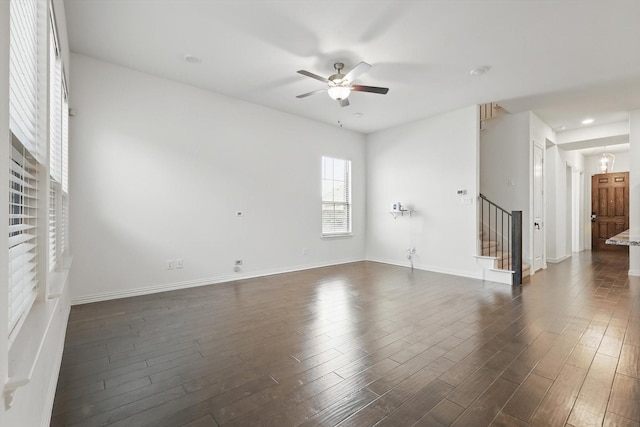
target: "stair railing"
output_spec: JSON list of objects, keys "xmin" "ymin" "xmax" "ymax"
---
[{"xmin": 479, "ymin": 194, "xmax": 523, "ymax": 285}]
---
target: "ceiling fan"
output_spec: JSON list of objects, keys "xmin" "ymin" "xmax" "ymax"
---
[{"xmin": 296, "ymin": 61, "xmax": 389, "ymax": 107}]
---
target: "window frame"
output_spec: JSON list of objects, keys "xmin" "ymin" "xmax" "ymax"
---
[{"xmin": 321, "ymin": 156, "xmax": 352, "ymax": 237}]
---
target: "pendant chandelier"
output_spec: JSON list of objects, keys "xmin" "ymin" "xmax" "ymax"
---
[{"xmin": 599, "ymin": 146, "xmax": 615, "ymax": 173}]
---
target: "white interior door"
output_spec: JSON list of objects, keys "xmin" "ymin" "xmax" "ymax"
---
[{"xmin": 533, "ymin": 144, "xmax": 545, "ymax": 271}]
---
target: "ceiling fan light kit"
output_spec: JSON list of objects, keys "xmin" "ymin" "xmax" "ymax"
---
[
  {"xmin": 296, "ymin": 61, "xmax": 389, "ymax": 107},
  {"xmin": 328, "ymin": 86, "xmax": 350, "ymax": 100}
]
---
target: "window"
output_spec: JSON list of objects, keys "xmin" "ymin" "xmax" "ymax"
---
[
  {"xmin": 9, "ymin": 138, "xmax": 39, "ymax": 334},
  {"xmin": 48, "ymin": 3, "xmax": 69, "ymax": 271},
  {"xmin": 321, "ymin": 156, "xmax": 352, "ymax": 236},
  {"xmin": 9, "ymin": 0, "xmax": 41, "ymax": 336},
  {"xmin": 9, "ymin": 0, "xmax": 39, "ymax": 158}
]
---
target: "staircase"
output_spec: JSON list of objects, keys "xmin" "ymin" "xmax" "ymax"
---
[
  {"xmin": 476, "ymin": 194, "xmax": 529, "ymax": 285},
  {"xmin": 480, "ymin": 232, "xmax": 531, "ymax": 279}
]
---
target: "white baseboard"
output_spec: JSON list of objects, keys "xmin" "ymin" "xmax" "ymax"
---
[
  {"xmin": 629, "ymin": 269, "xmax": 640, "ymax": 277},
  {"xmin": 547, "ymin": 255, "xmax": 571, "ymax": 263},
  {"xmin": 365, "ymin": 257, "xmax": 484, "ymax": 281},
  {"xmin": 71, "ymin": 258, "xmax": 365, "ymax": 305}
]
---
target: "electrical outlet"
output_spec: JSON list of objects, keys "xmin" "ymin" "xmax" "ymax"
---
[
  {"xmin": 176, "ymin": 258, "xmax": 183, "ymax": 269},
  {"xmin": 166, "ymin": 259, "xmax": 174, "ymax": 270},
  {"xmin": 236, "ymin": 211, "xmax": 243, "ymax": 217},
  {"xmin": 233, "ymin": 266, "xmax": 241, "ymax": 273},
  {"xmin": 235, "ymin": 260, "xmax": 243, "ymax": 266}
]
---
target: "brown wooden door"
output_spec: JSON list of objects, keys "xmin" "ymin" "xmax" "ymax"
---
[{"xmin": 591, "ymin": 172, "xmax": 629, "ymax": 252}]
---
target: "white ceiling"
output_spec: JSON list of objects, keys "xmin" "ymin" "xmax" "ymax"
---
[{"xmin": 63, "ymin": 0, "xmax": 640, "ymax": 137}]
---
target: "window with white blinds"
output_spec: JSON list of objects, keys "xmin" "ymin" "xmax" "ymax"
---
[
  {"xmin": 49, "ymin": 31, "xmax": 62, "ymax": 183},
  {"xmin": 321, "ymin": 156, "xmax": 352, "ymax": 236},
  {"xmin": 9, "ymin": 0, "xmax": 41, "ymax": 335},
  {"xmin": 9, "ymin": 0, "xmax": 39, "ymax": 159},
  {"xmin": 9, "ymin": 139, "xmax": 39, "ymax": 333},
  {"xmin": 48, "ymin": 3, "xmax": 69, "ymax": 270}
]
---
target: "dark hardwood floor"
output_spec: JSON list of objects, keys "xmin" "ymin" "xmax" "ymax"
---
[{"xmin": 51, "ymin": 251, "xmax": 639, "ymax": 427}]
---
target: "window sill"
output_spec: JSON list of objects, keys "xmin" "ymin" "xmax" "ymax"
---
[
  {"xmin": 322, "ymin": 233, "xmax": 353, "ymax": 239},
  {"xmin": 48, "ymin": 257, "xmax": 72, "ymax": 299},
  {"xmin": 4, "ymin": 259, "xmax": 71, "ymax": 409}
]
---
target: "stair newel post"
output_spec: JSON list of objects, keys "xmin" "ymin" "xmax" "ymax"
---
[{"xmin": 512, "ymin": 210, "xmax": 523, "ymax": 285}]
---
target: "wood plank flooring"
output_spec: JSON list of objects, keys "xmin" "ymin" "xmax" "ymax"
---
[{"xmin": 51, "ymin": 251, "xmax": 640, "ymax": 426}]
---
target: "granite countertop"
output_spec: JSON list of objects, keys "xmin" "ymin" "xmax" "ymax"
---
[{"xmin": 606, "ymin": 229, "xmax": 640, "ymax": 246}]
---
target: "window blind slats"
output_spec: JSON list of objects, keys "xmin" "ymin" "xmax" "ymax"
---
[
  {"xmin": 8, "ymin": 139, "xmax": 39, "ymax": 334},
  {"xmin": 48, "ymin": 5, "xmax": 68, "ymax": 273},
  {"xmin": 49, "ymin": 33, "xmax": 62, "ymax": 183},
  {"xmin": 10, "ymin": 267, "xmax": 37, "ymax": 287},
  {"xmin": 9, "ymin": 214, "xmax": 37, "ymax": 222},
  {"xmin": 61, "ymin": 98, "xmax": 69, "ymax": 193},
  {"xmin": 8, "ymin": 0, "xmax": 42, "ymax": 336},
  {"xmin": 9, "ymin": 174, "xmax": 37, "ymax": 191},
  {"xmin": 49, "ymin": 183, "xmax": 57, "ymax": 271},
  {"xmin": 60, "ymin": 193, "xmax": 68, "ymax": 254},
  {"xmin": 8, "ymin": 233, "xmax": 36, "ymax": 248},
  {"xmin": 9, "ymin": 223, "xmax": 35, "ymax": 234},
  {"xmin": 9, "ymin": 0, "xmax": 39, "ymax": 158}
]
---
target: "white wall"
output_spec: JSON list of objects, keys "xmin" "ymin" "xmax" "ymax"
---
[
  {"xmin": 365, "ymin": 106, "xmax": 482, "ymax": 278},
  {"xmin": 545, "ymin": 145, "xmax": 559, "ymax": 260},
  {"xmin": 546, "ymin": 146, "xmax": 585, "ymax": 262},
  {"xmin": 480, "ymin": 111, "xmax": 531, "ymax": 263},
  {"xmin": 630, "ymin": 110, "xmax": 640, "ymax": 275},
  {"xmin": 69, "ymin": 54, "xmax": 367, "ymax": 303}
]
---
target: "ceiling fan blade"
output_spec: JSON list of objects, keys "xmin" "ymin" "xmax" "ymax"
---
[
  {"xmin": 351, "ymin": 85, "xmax": 389, "ymax": 95},
  {"xmin": 343, "ymin": 62, "xmax": 372, "ymax": 82},
  {"xmin": 296, "ymin": 89, "xmax": 326, "ymax": 99},
  {"xmin": 339, "ymin": 98, "xmax": 350, "ymax": 107},
  {"xmin": 297, "ymin": 70, "xmax": 329, "ymax": 83}
]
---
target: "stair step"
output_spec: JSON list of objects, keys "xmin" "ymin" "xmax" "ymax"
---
[
  {"xmin": 480, "ymin": 240, "xmax": 500, "ymax": 249},
  {"xmin": 482, "ymin": 248, "xmax": 508, "ymax": 257},
  {"xmin": 486, "ymin": 250, "xmax": 531, "ymax": 278}
]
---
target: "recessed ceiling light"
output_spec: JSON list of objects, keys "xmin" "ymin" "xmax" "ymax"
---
[
  {"xmin": 470, "ymin": 65, "xmax": 491, "ymax": 76},
  {"xmin": 184, "ymin": 54, "xmax": 201, "ymax": 64},
  {"xmin": 353, "ymin": 113, "xmax": 364, "ymax": 118},
  {"xmin": 581, "ymin": 118, "xmax": 594, "ymax": 125}
]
